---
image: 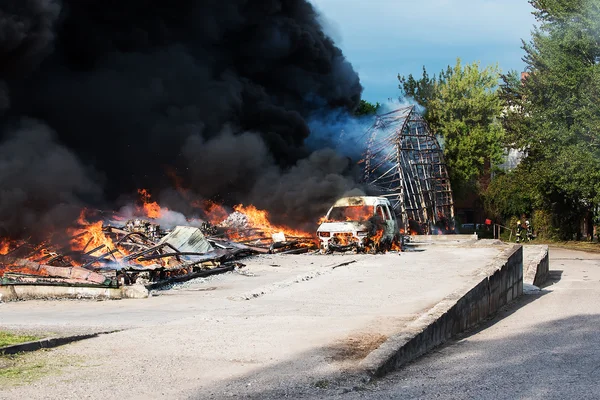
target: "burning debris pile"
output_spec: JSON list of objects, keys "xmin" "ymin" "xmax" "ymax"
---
[
  {"xmin": 219, "ymin": 205, "xmax": 317, "ymax": 254},
  {"xmin": 0, "ymin": 199, "xmax": 317, "ymax": 292}
]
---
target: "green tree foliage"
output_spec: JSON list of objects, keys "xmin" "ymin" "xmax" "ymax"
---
[
  {"xmin": 399, "ymin": 59, "xmax": 504, "ymax": 195},
  {"xmin": 497, "ymin": 0, "xmax": 600, "ymax": 239},
  {"xmin": 483, "ymin": 169, "xmax": 536, "ymax": 221},
  {"xmin": 498, "ymin": 70, "xmax": 530, "ymax": 145},
  {"xmin": 398, "ymin": 66, "xmax": 439, "ymax": 111},
  {"xmin": 354, "ymin": 99, "xmax": 381, "ymax": 116}
]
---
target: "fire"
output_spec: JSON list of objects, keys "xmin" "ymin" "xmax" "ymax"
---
[
  {"xmin": 142, "ymin": 202, "xmax": 161, "ymax": 219},
  {"xmin": 138, "ymin": 188, "xmax": 152, "ymax": 203},
  {"xmin": 0, "ymin": 263, "xmax": 50, "ymax": 277},
  {"xmin": 326, "ymin": 206, "xmax": 374, "ymax": 222},
  {"xmin": 363, "ymin": 228, "xmax": 385, "ymax": 253},
  {"xmin": 68, "ymin": 210, "xmax": 117, "ymax": 252},
  {"xmin": 233, "ymin": 205, "xmax": 309, "ymax": 238},
  {"xmin": 346, "ymin": 206, "xmax": 374, "ymax": 221},
  {"xmin": 371, "ymin": 229, "xmax": 384, "ymax": 243},
  {"xmin": 201, "ymin": 200, "xmax": 229, "ymax": 225},
  {"xmin": 0, "ymin": 239, "xmax": 10, "ymax": 255},
  {"xmin": 332, "ymin": 233, "xmax": 356, "ymax": 246},
  {"xmin": 1, "ymin": 190, "xmax": 322, "ymax": 285},
  {"xmin": 137, "ymin": 189, "xmax": 162, "ymax": 219},
  {"xmin": 66, "ymin": 210, "xmax": 158, "ymax": 267}
]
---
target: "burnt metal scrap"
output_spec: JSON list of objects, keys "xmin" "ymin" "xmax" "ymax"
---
[
  {"xmin": 360, "ymin": 106, "xmax": 455, "ymax": 234},
  {"xmin": 0, "ymin": 227, "xmax": 244, "ymax": 289},
  {"xmin": 0, "ymin": 215, "xmax": 316, "ymax": 290}
]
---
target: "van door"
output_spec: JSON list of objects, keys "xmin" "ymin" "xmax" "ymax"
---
[
  {"xmin": 383, "ymin": 204, "xmax": 398, "ymax": 235},
  {"xmin": 375, "ymin": 203, "xmax": 395, "ymax": 239}
]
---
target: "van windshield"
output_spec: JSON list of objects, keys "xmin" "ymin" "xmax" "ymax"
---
[{"xmin": 327, "ymin": 206, "xmax": 374, "ymax": 222}]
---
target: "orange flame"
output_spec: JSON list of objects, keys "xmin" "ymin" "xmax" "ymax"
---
[
  {"xmin": 137, "ymin": 189, "xmax": 162, "ymax": 219},
  {"xmin": 362, "ymin": 227, "xmax": 385, "ymax": 253},
  {"xmin": 0, "ymin": 263, "xmax": 50, "ymax": 277},
  {"xmin": 66, "ymin": 209, "xmax": 160, "ymax": 267},
  {"xmin": 331, "ymin": 233, "xmax": 356, "ymax": 246},
  {"xmin": 230, "ymin": 204, "xmax": 313, "ymax": 243},
  {"xmin": 201, "ymin": 200, "xmax": 229, "ymax": 225},
  {"xmin": 68, "ymin": 210, "xmax": 118, "ymax": 252},
  {"xmin": 326, "ymin": 206, "xmax": 374, "ymax": 222},
  {"xmin": 0, "ymin": 239, "xmax": 10, "ymax": 255},
  {"xmin": 142, "ymin": 202, "xmax": 161, "ymax": 219},
  {"xmin": 371, "ymin": 229, "xmax": 384, "ymax": 244}
]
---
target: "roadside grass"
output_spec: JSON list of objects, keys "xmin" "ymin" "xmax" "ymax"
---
[
  {"xmin": 0, "ymin": 354, "xmax": 46, "ymax": 381},
  {"xmin": 0, "ymin": 350, "xmax": 82, "ymax": 388},
  {"xmin": 534, "ymin": 240, "xmax": 600, "ymax": 253},
  {"xmin": 500, "ymin": 238, "xmax": 600, "ymax": 253},
  {"xmin": 0, "ymin": 331, "xmax": 39, "ymax": 348}
]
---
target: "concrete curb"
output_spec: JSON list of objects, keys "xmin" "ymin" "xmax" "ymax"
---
[
  {"xmin": 0, "ymin": 284, "xmax": 149, "ymax": 301},
  {"xmin": 359, "ymin": 244, "xmax": 523, "ymax": 378},
  {"xmin": 0, "ymin": 331, "xmax": 116, "ymax": 355},
  {"xmin": 523, "ymin": 245, "xmax": 549, "ymax": 287}
]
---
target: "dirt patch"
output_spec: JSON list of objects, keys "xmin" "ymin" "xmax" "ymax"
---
[{"xmin": 327, "ymin": 333, "xmax": 388, "ymax": 362}]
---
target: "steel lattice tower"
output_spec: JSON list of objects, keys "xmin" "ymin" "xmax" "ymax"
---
[{"xmin": 360, "ymin": 106, "xmax": 455, "ymax": 234}]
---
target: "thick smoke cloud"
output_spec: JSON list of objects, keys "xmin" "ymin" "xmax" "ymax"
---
[
  {"xmin": 0, "ymin": 0, "xmax": 61, "ymax": 112},
  {"xmin": 183, "ymin": 129, "xmax": 273, "ymax": 200},
  {"xmin": 0, "ymin": 119, "xmax": 101, "ymax": 237},
  {"xmin": 0, "ymin": 0, "xmax": 364, "ymax": 235},
  {"xmin": 248, "ymin": 148, "xmax": 361, "ymax": 230}
]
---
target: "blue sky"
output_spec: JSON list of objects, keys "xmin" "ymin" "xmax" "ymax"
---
[{"xmin": 310, "ymin": 0, "xmax": 538, "ymax": 103}]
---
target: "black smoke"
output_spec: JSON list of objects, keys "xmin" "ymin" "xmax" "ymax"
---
[
  {"xmin": 0, "ymin": 0, "xmax": 363, "ymax": 237},
  {"xmin": 0, "ymin": 119, "xmax": 102, "ymax": 238}
]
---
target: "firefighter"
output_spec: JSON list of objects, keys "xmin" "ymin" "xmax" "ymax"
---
[
  {"xmin": 526, "ymin": 220, "xmax": 533, "ymax": 241},
  {"xmin": 516, "ymin": 219, "xmax": 522, "ymax": 243}
]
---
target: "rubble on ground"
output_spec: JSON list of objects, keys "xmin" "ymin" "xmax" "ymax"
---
[{"xmin": 0, "ymin": 211, "xmax": 316, "ymax": 292}]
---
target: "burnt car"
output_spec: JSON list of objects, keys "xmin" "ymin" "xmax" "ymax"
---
[{"xmin": 316, "ymin": 196, "xmax": 400, "ymax": 252}]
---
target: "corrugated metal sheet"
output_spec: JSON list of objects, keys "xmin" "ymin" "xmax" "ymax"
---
[{"xmin": 159, "ymin": 226, "xmax": 214, "ymax": 254}]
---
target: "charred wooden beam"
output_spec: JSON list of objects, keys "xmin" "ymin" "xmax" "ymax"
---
[{"xmin": 80, "ymin": 248, "xmax": 120, "ymax": 269}]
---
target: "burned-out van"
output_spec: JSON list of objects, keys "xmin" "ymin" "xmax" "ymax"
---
[{"xmin": 316, "ymin": 196, "xmax": 400, "ymax": 252}]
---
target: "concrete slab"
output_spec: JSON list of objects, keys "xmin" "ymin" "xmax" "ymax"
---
[
  {"xmin": 0, "ymin": 241, "xmax": 512, "ymax": 399},
  {"xmin": 523, "ymin": 244, "xmax": 550, "ymax": 286}
]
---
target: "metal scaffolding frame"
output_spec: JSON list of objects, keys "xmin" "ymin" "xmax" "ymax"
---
[{"xmin": 360, "ymin": 106, "xmax": 455, "ymax": 234}]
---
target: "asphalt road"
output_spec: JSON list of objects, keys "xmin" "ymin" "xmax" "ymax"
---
[
  {"xmin": 3, "ymin": 246, "xmax": 598, "ymax": 400},
  {"xmin": 0, "ymin": 247, "xmax": 505, "ymax": 400},
  {"xmin": 304, "ymin": 247, "xmax": 600, "ymax": 400}
]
